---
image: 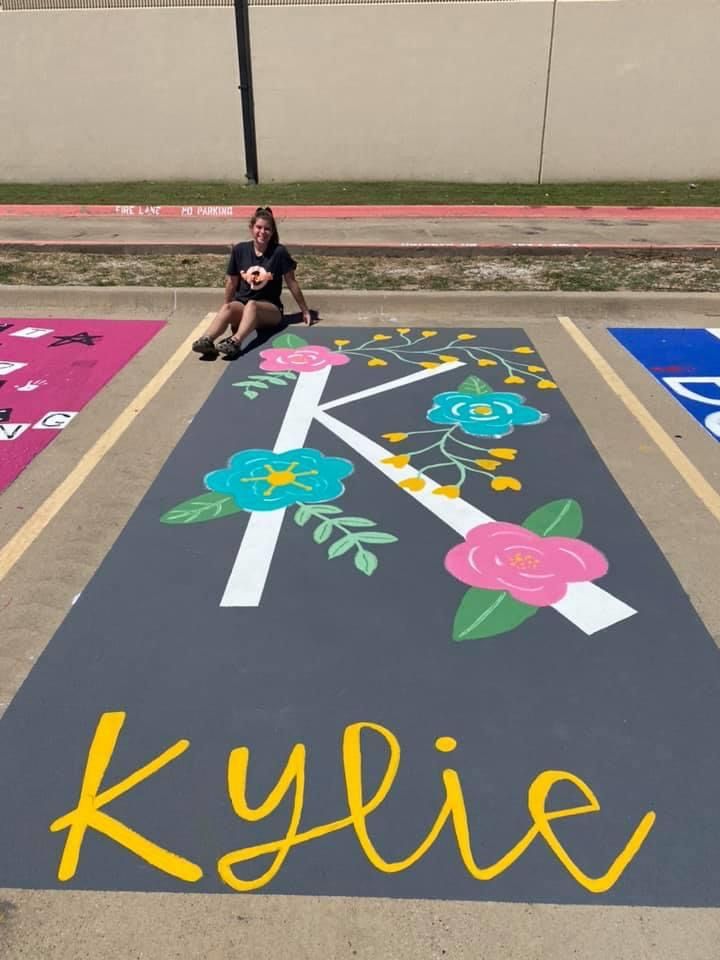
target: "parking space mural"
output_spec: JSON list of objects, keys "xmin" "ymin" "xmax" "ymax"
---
[
  {"xmin": 0, "ymin": 318, "xmax": 164, "ymax": 493},
  {"xmin": 610, "ymin": 327, "xmax": 720, "ymax": 440},
  {"xmin": 0, "ymin": 326, "xmax": 718, "ymax": 906}
]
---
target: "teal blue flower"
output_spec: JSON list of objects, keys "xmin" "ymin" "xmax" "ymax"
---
[
  {"xmin": 427, "ymin": 391, "xmax": 548, "ymax": 438},
  {"xmin": 204, "ymin": 448, "xmax": 354, "ymax": 511}
]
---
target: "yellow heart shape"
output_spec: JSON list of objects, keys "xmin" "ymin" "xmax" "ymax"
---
[
  {"xmin": 398, "ymin": 477, "xmax": 426, "ymax": 492},
  {"xmin": 490, "ymin": 476, "xmax": 522, "ymax": 492},
  {"xmin": 381, "ymin": 454, "xmax": 410, "ymax": 468},
  {"xmin": 488, "ymin": 448, "xmax": 517, "ymax": 460},
  {"xmin": 432, "ymin": 485, "xmax": 461, "ymax": 499}
]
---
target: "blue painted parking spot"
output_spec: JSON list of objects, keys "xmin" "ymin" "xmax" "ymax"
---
[{"xmin": 610, "ymin": 327, "xmax": 720, "ymax": 440}]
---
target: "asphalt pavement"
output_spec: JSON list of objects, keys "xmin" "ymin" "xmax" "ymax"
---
[{"xmin": 2, "ymin": 206, "xmax": 720, "ymax": 255}]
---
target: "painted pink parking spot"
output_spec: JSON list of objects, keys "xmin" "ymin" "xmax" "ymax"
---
[{"xmin": 0, "ymin": 317, "xmax": 163, "ymax": 493}]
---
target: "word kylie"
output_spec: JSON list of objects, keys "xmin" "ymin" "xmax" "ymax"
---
[{"xmin": 51, "ymin": 712, "xmax": 655, "ymax": 894}]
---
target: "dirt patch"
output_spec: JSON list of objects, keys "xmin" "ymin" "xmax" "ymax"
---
[{"xmin": 2, "ymin": 251, "xmax": 720, "ymax": 292}]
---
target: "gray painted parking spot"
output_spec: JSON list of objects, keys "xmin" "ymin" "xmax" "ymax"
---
[{"xmin": 0, "ymin": 325, "xmax": 718, "ymax": 906}]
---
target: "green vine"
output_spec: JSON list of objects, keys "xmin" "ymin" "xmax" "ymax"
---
[
  {"xmin": 293, "ymin": 503, "xmax": 398, "ymax": 575},
  {"xmin": 231, "ymin": 371, "xmax": 297, "ymax": 399}
]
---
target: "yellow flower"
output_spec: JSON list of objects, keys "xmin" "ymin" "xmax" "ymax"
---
[
  {"xmin": 381, "ymin": 454, "xmax": 410, "ymax": 468},
  {"xmin": 438, "ymin": 354, "xmax": 460, "ymax": 363},
  {"xmin": 475, "ymin": 459, "xmax": 502, "ymax": 470},
  {"xmin": 488, "ymin": 448, "xmax": 517, "ymax": 460},
  {"xmin": 457, "ymin": 334, "xmax": 476, "ymax": 341},
  {"xmin": 396, "ymin": 327, "xmax": 411, "ymax": 334},
  {"xmin": 477, "ymin": 358, "xmax": 497, "ymax": 367},
  {"xmin": 527, "ymin": 365, "xmax": 546, "ymax": 373},
  {"xmin": 419, "ymin": 361, "xmax": 440, "ymax": 369},
  {"xmin": 373, "ymin": 334, "xmax": 392, "ymax": 341},
  {"xmin": 398, "ymin": 477, "xmax": 426, "ymax": 492},
  {"xmin": 382, "ymin": 432, "xmax": 408, "ymax": 443},
  {"xmin": 513, "ymin": 347, "xmax": 534, "ymax": 354},
  {"xmin": 433, "ymin": 485, "xmax": 461, "ymax": 499},
  {"xmin": 504, "ymin": 375, "xmax": 525, "ymax": 384},
  {"xmin": 537, "ymin": 379, "xmax": 558, "ymax": 389},
  {"xmin": 368, "ymin": 358, "xmax": 388, "ymax": 367},
  {"xmin": 334, "ymin": 339, "xmax": 350, "ymax": 347},
  {"xmin": 421, "ymin": 330, "xmax": 438, "ymax": 338},
  {"xmin": 490, "ymin": 476, "xmax": 522, "ymax": 492}
]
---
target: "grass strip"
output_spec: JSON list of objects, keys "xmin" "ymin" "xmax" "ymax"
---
[
  {"xmin": 1, "ymin": 181, "xmax": 719, "ymax": 207},
  {"xmin": 2, "ymin": 252, "xmax": 720, "ymax": 292}
]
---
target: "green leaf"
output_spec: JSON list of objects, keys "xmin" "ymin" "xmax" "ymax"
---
[
  {"xmin": 272, "ymin": 333, "xmax": 308, "ymax": 348},
  {"xmin": 313, "ymin": 521, "xmax": 333, "ymax": 544},
  {"xmin": 243, "ymin": 378, "xmax": 269, "ymax": 390},
  {"xmin": 244, "ymin": 389, "xmax": 259, "ymax": 399},
  {"xmin": 308, "ymin": 504, "xmax": 343, "ymax": 516},
  {"xmin": 452, "ymin": 588, "xmax": 538, "ymax": 641},
  {"xmin": 337, "ymin": 517, "xmax": 376, "ymax": 528},
  {"xmin": 356, "ymin": 531, "xmax": 399, "ymax": 544},
  {"xmin": 250, "ymin": 374, "xmax": 293, "ymax": 387},
  {"xmin": 457, "ymin": 375, "xmax": 493, "ymax": 396},
  {"xmin": 328, "ymin": 535, "xmax": 355, "ymax": 559},
  {"xmin": 160, "ymin": 493, "xmax": 242, "ymax": 525},
  {"xmin": 294, "ymin": 505, "xmax": 313, "ymax": 527},
  {"xmin": 231, "ymin": 380, "xmax": 255, "ymax": 388},
  {"xmin": 522, "ymin": 499, "xmax": 583, "ymax": 538},
  {"xmin": 354, "ymin": 549, "xmax": 378, "ymax": 576}
]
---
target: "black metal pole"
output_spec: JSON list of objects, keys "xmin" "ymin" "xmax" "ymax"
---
[{"xmin": 233, "ymin": 0, "xmax": 259, "ymax": 185}]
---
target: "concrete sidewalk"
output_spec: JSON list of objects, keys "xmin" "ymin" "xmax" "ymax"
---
[{"xmin": 2, "ymin": 207, "xmax": 720, "ymax": 256}]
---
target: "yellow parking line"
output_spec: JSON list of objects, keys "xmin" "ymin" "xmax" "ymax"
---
[
  {"xmin": 0, "ymin": 313, "xmax": 214, "ymax": 584},
  {"xmin": 559, "ymin": 315, "xmax": 720, "ymax": 524}
]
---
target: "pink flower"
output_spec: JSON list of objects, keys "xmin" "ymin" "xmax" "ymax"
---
[
  {"xmin": 445, "ymin": 521, "xmax": 608, "ymax": 607},
  {"xmin": 259, "ymin": 346, "xmax": 350, "ymax": 373}
]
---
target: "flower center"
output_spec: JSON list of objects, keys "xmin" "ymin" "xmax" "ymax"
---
[
  {"xmin": 507, "ymin": 551, "xmax": 541, "ymax": 570},
  {"xmin": 266, "ymin": 468, "xmax": 298, "ymax": 487},
  {"xmin": 241, "ymin": 462, "xmax": 319, "ymax": 496},
  {"xmin": 472, "ymin": 405, "xmax": 492, "ymax": 415}
]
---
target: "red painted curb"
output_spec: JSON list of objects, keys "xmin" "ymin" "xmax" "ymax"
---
[{"xmin": 1, "ymin": 203, "xmax": 720, "ymax": 221}]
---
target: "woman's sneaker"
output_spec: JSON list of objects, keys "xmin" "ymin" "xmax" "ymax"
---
[
  {"xmin": 217, "ymin": 338, "xmax": 243, "ymax": 360},
  {"xmin": 191, "ymin": 336, "xmax": 218, "ymax": 356}
]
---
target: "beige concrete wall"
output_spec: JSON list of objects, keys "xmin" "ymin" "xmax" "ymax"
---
[
  {"xmin": 0, "ymin": 8, "xmax": 245, "ymax": 181},
  {"xmin": 542, "ymin": 0, "xmax": 720, "ymax": 181},
  {"xmin": 251, "ymin": 2, "xmax": 553, "ymax": 182},
  {"xmin": 0, "ymin": 0, "xmax": 718, "ymax": 183}
]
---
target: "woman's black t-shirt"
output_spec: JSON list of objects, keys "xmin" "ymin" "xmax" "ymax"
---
[{"xmin": 226, "ymin": 241, "xmax": 297, "ymax": 310}]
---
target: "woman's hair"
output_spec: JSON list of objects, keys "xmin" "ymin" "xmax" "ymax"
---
[{"xmin": 250, "ymin": 206, "xmax": 279, "ymax": 250}]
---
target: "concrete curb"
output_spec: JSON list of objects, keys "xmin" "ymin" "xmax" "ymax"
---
[
  {"xmin": 4, "ymin": 240, "xmax": 720, "ymax": 258},
  {"xmin": 2, "ymin": 286, "xmax": 719, "ymax": 323}
]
